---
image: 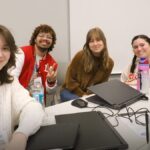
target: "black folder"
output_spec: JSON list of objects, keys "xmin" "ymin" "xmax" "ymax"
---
[
  {"xmin": 26, "ymin": 123, "xmax": 79, "ymax": 150},
  {"xmin": 56, "ymin": 111, "xmax": 128, "ymax": 150},
  {"xmin": 87, "ymin": 79, "xmax": 144, "ymax": 110}
]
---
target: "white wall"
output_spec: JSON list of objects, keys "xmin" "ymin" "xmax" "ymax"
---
[
  {"xmin": 0, "ymin": 0, "xmax": 70, "ymax": 83},
  {"xmin": 69, "ymin": 0, "xmax": 150, "ymax": 73},
  {"xmin": 1, "ymin": 0, "xmax": 150, "ymax": 81}
]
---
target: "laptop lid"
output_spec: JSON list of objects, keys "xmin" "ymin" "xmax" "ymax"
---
[
  {"xmin": 26, "ymin": 123, "xmax": 79, "ymax": 150},
  {"xmin": 87, "ymin": 80, "xmax": 144, "ymax": 110},
  {"xmin": 56, "ymin": 111, "xmax": 128, "ymax": 150}
]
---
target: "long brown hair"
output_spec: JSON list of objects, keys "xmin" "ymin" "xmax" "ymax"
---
[
  {"xmin": 0, "ymin": 25, "xmax": 17, "ymax": 85},
  {"xmin": 82, "ymin": 27, "xmax": 110, "ymax": 73},
  {"xmin": 30, "ymin": 24, "xmax": 56, "ymax": 52}
]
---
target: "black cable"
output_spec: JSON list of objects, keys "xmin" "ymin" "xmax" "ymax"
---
[
  {"xmin": 134, "ymin": 108, "xmax": 150, "ymax": 126},
  {"xmin": 86, "ymin": 106, "xmax": 99, "ymax": 109},
  {"xmin": 91, "ymin": 105, "xmax": 102, "ymax": 111},
  {"xmin": 113, "ymin": 116, "xmax": 119, "ymax": 127},
  {"xmin": 91, "ymin": 105, "xmax": 150, "ymax": 128},
  {"xmin": 120, "ymin": 116, "xmax": 133, "ymax": 123},
  {"xmin": 135, "ymin": 114, "xmax": 146, "ymax": 126},
  {"xmin": 92, "ymin": 105, "xmax": 115, "ymax": 118}
]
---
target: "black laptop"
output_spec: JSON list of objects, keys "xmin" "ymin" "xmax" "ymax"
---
[
  {"xmin": 87, "ymin": 80, "xmax": 144, "ymax": 110},
  {"xmin": 26, "ymin": 123, "xmax": 79, "ymax": 150},
  {"xmin": 56, "ymin": 111, "xmax": 128, "ymax": 150}
]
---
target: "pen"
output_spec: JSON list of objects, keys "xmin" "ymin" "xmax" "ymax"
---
[
  {"xmin": 145, "ymin": 112, "xmax": 149, "ymax": 144},
  {"xmin": 137, "ymin": 70, "xmax": 142, "ymax": 91},
  {"xmin": 139, "ymin": 70, "xmax": 142, "ymax": 90}
]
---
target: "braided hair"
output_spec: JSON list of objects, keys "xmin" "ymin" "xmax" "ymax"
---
[{"xmin": 130, "ymin": 35, "xmax": 150, "ymax": 73}]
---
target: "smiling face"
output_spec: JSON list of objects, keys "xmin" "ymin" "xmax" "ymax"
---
[
  {"xmin": 132, "ymin": 38, "xmax": 150, "ymax": 58},
  {"xmin": 0, "ymin": 35, "xmax": 11, "ymax": 70},
  {"xmin": 89, "ymin": 37, "xmax": 104, "ymax": 57},
  {"xmin": 86, "ymin": 27, "xmax": 106, "ymax": 57},
  {"xmin": 35, "ymin": 32, "xmax": 53, "ymax": 50}
]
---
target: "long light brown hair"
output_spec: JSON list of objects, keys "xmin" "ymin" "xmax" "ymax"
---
[{"xmin": 82, "ymin": 27, "xmax": 110, "ymax": 73}]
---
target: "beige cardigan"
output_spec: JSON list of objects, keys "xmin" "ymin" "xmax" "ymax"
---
[{"xmin": 0, "ymin": 77, "xmax": 44, "ymax": 149}]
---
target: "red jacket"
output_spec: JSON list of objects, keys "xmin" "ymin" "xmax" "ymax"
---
[{"xmin": 19, "ymin": 46, "xmax": 58, "ymax": 101}]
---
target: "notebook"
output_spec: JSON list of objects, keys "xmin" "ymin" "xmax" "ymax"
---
[
  {"xmin": 55, "ymin": 111, "xmax": 128, "ymax": 150},
  {"xmin": 26, "ymin": 123, "xmax": 79, "ymax": 150},
  {"xmin": 87, "ymin": 79, "xmax": 144, "ymax": 110}
]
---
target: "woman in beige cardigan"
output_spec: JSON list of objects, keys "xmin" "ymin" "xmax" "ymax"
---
[
  {"xmin": 0, "ymin": 25, "xmax": 44, "ymax": 150},
  {"xmin": 60, "ymin": 27, "xmax": 114, "ymax": 102}
]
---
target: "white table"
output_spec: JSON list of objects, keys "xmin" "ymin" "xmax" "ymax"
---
[{"xmin": 44, "ymin": 95, "xmax": 150, "ymax": 150}]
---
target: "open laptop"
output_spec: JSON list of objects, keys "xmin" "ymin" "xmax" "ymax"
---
[
  {"xmin": 87, "ymin": 80, "xmax": 145, "ymax": 110},
  {"xmin": 26, "ymin": 123, "xmax": 79, "ymax": 150},
  {"xmin": 56, "ymin": 111, "xmax": 128, "ymax": 150}
]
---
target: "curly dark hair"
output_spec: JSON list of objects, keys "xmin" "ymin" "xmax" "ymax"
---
[
  {"xmin": 30, "ymin": 24, "xmax": 56, "ymax": 52},
  {"xmin": 0, "ymin": 25, "xmax": 17, "ymax": 85}
]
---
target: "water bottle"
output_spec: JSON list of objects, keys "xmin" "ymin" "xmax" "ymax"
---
[
  {"xmin": 31, "ymin": 77, "xmax": 44, "ymax": 107},
  {"xmin": 0, "ymin": 131, "xmax": 8, "ymax": 150},
  {"xmin": 137, "ymin": 57, "xmax": 149, "ymax": 94}
]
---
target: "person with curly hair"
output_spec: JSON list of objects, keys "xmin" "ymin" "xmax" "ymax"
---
[{"xmin": 11, "ymin": 24, "xmax": 58, "ymax": 105}]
